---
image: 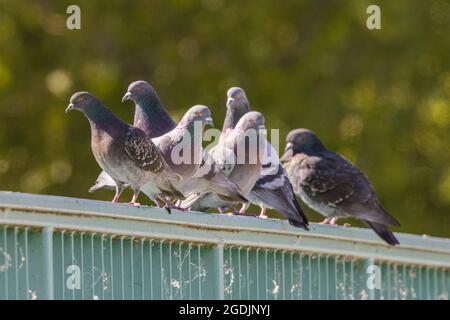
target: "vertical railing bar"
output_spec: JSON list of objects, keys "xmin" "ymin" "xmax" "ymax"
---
[
  {"xmin": 169, "ymin": 241, "xmax": 173, "ymax": 300},
  {"xmin": 256, "ymin": 249, "xmax": 260, "ymax": 300},
  {"xmin": 160, "ymin": 241, "xmax": 164, "ymax": 299},
  {"xmin": 309, "ymin": 255, "xmax": 312, "ymax": 300},
  {"xmin": 101, "ymin": 234, "xmax": 105, "ymax": 301},
  {"xmin": 418, "ymin": 266, "xmax": 422, "ymax": 300},
  {"xmin": 317, "ymin": 254, "xmax": 321, "ymax": 299},
  {"xmin": 402, "ymin": 265, "xmax": 407, "ymax": 300},
  {"xmin": 109, "ymin": 236, "xmax": 113, "ymax": 300},
  {"xmin": 426, "ymin": 267, "xmax": 430, "ymax": 300},
  {"xmin": 394, "ymin": 264, "xmax": 399, "ymax": 300},
  {"xmin": 387, "ymin": 263, "xmax": 392, "ymax": 300},
  {"xmin": 3, "ymin": 226, "xmax": 8, "ymax": 299},
  {"xmin": 71, "ymin": 232, "xmax": 75, "ymax": 300},
  {"xmin": 351, "ymin": 259, "xmax": 355, "ymax": 300},
  {"xmin": 299, "ymin": 252, "xmax": 303, "ymax": 300},
  {"xmin": 24, "ymin": 228, "xmax": 29, "ymax": 301},
  {"xmin": 238, "ymin": 247, "xmax": 241, "ymax": 300},
  {"xmin": 325, "ymin": 255, "xmax": 329, "ymax": 301},
  {"xmin": 130, "ymin": 237, "xmax": 135, "ymax": 300},
  {"xmin": 91, "ymin": 233, "xmax": 95, "ymax": 300},
  {"xmin": 334, "ymin": 256, "xmax": 338, "ymax": 300},
  {"xmin": 434, "ymin": 268, "xmax": 438, "ymax": 299},
  {"xmin": 80, "ymin": 233, "xmax": 85, "ymax": 300},
  {"xmin": 273, "ymin": 250, "xmax": 277, "ymax": 300},
  {"xmin": 246, "ymin": 248, "xmax": 250, "ymax": 300},
  {"xmin": 290, "ymin": 252, "xmax": 293, "ymax": 300},
  {"xmin": 61, "ymin": 230, "xmax": 65, "ymax": 300},
  {"xmin": 14, "ymin": 227, "xmax": 18, "ymax": 300},
  {"xmin": 341, "ymin": 258, "xmax": 345, "ymax": 300},
  {"xmin": 198, "ymin": 244, "xmax": 202, "ymax": 300},
  {"xmin": 265, "ymin": 250, "xmax": 268, "ymax": 300},
  {"xmin": 281, "ymin": 251, "xmax": 285, "ymax": 300},
  {"xmin": 141, "ymin": 240, "xmax": 145, "ymax": 300},
  {"xmin": 120, "ymin": 237, "xmax": 125, "ymax": 300},
  {"xmin": 188, "ymin": 243, "xmax": 191, "ymax": 300},
  {"xmin": 179, "ymin": 242, "xmax": 183, "ymax": 300},
  {"xmin": 229, "ymin": 247, "xmax": 233, "ymax": 299},
  {"xmin": 149, "ymin": 239, "xmax": 153, "ymax": 300}
]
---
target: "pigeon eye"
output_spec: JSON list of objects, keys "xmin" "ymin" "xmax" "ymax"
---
[{"xmin": 195, "ymin": 111, "xmax": 202, "ymax": 117}]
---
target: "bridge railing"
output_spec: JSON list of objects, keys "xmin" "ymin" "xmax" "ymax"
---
[{"xmin": 0, "ymin": 192, "xmax": 449, "ymax": 300}]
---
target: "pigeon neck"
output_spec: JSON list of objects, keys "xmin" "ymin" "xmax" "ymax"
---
[
  {"xmin": 85, "ymin": 105, "xmax": 128, "ymax": 137},
  {"xmin": 174, "ymin": 120, "xmax": 204, "ymax": 144},
  {"xmin": 133, "ymin": 95, "xmax": 176, "ymax": 138},
  {"xmin": 222, "ymin": 104, "xmax": 250, "ymax": 132}
]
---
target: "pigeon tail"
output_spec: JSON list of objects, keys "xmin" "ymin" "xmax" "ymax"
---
[
  {"xmin": 364, "ymin": 220, "xmax": 400, "ymax": 245},
  {"xmin": 288, "ymin": 218, "xmax": 310, "ymax": 231},
  {"xmin": 250, "ymin": 187, "xmax": 309, "ymax": 230},
  {"xmin": 89, "ymin": 171, "xmax": 117, "ymax": 193}
]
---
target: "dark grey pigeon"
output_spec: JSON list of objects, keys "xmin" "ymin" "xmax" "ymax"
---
[
  {"xmin": 281, "ymin": 128, "xmax": 401, "ymax": 245},
  {"xmin": 215, "ymin": 87, "xmax": 309, "ymax": 229},
  {"xmin": 182, "ymin": 112, "xmax": 266, "ymax": 212},
  {"xmin": 152, "ymin": 105, "xmax": 247, "ymax": 203},
  {"xmin": 89, "ymin": 80, "xmax": 176, "ymax": 197},
  {"xmin": 66, "ymin": 92, "xmax": 182, "ymax": 205}
]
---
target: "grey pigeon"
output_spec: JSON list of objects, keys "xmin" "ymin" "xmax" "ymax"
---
[
  {"xmin": 89, "ymin": 81, "xmax": 176, "ymax": 196},
  {"xmin": 66, "ymin": 92, "xmax": 182, "ymax": 205},
  {"xmin": 216, "ymin": 87, "xmax": 309, "ymax": 229},
  {"xmin": 281, "ymin": 128, "xmax": 401, "ymax": 245},
  {"xmin": 183, "ymin": 111, "xmax": 266, "ymax": 212},
  {"xmin": 152, "ymin": 105, "xmax": 247, "ymax": 203}
]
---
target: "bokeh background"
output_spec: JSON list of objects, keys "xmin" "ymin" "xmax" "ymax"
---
[{"xmin": 0, "ymin": 0, "xmax": 449, "ymax": 237}]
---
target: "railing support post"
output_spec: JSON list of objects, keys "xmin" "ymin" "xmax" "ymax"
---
[
  {"xmin": 40, "ymin": 227, "xmax": 54, "ymax": 300},
  {"xmin": 203, "ymin": 243, "xmax": 224, "ymax": 300}
]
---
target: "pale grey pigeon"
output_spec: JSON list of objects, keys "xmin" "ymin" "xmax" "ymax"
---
[
  {"xmin": 214, "ymin": 87, "xmax": 309, "ymax": 229},
  {"xmin": 182, "ymin": 111, "xmax": 266, "ymax": 212},
  {"xmin": 281, "ymin": 128, "xmax": 400, "ymax": 245},
  {"xmin": 66, "ymin": 92, "xmax": 183, "ymax": 205},
  {"xmin": 152, "ymin": 105, "xmax": 247, "ymax": 203}
]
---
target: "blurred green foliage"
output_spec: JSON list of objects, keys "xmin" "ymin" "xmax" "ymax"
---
[{"xmin": 0, "ymin": 0, "xmax": 449, "ymax": 237}]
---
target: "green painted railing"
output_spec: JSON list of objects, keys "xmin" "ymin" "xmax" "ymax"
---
[{"xmin": 0, "ymin": 192, "xmax": 449, "ymax": 300}]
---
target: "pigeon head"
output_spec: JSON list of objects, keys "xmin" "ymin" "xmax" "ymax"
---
[
  {"xmin": 66, "ymin": 92, "xmax": 99, "ymax": 114},
  {"xmin": 235, "ymin": 111, "xmax": 265, "ymax": 131},
  {"xmin": 181, "ymin": 105, "xmax": 214, "ymax": 128},
  {"xmin": 285, "ymin": 129, "xmax": 326, "ymax": 155},
  {"xmin": 226, "ymin": 87, "xmax": 250, "ymax": 111},
  {"xmin": 122, "ymin": 80, "xmax": 157, "ymax": 104}
]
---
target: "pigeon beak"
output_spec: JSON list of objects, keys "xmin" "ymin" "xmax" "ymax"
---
[
  {"xmin": 226, "ymin": 97, "xmax": 235, "ymax": 107},
  {"xmin": 284, "ymin": 142, "xmax": 293, "ymax": 152},
  {"xmin": 65, "ymin": 103, "xmax": 74, "ymax": 114},
  {"xmin": 205, "ymin": 117, "xmax": 214, "ymax": 127},
  {"xmin": 122, "ymin": 92, "xmax": 132, "ymax": 103}
]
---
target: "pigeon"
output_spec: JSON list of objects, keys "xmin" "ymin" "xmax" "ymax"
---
[
  {"xmin": 183, "ymin": 111, "xmax": 266, "ymax": 212},
  {"xmin": 281, "ymin": 128, "xmax": 401, "ymax": 245},
  {"xmin": 89, "ymin": 80, "xmax": 176, "ymax": 196},
  {"xmin": 66, "ymin": 91, "xmax": 183, "ymax": 205},
  {"xmin": 152, "ymin": 105, "xmax": 247, "ymax": 203},
  {"xmin": 215, "ymin": 87, "xmax": 309, "ymax": 229}
]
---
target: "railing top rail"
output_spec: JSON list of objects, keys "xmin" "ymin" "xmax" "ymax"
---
[{"xmin": 1, "ymin": 191, "xmax": 450, "ymax": 268}]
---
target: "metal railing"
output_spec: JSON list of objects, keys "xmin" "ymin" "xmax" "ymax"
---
[{"xmin": 0, "ymin": 192, "xmax": 449, "ymax": 300}]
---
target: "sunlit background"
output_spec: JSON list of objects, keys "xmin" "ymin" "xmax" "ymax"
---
[{"xmin": 0, "ymin": 0, "xmax": 449, "ymax": 237}]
